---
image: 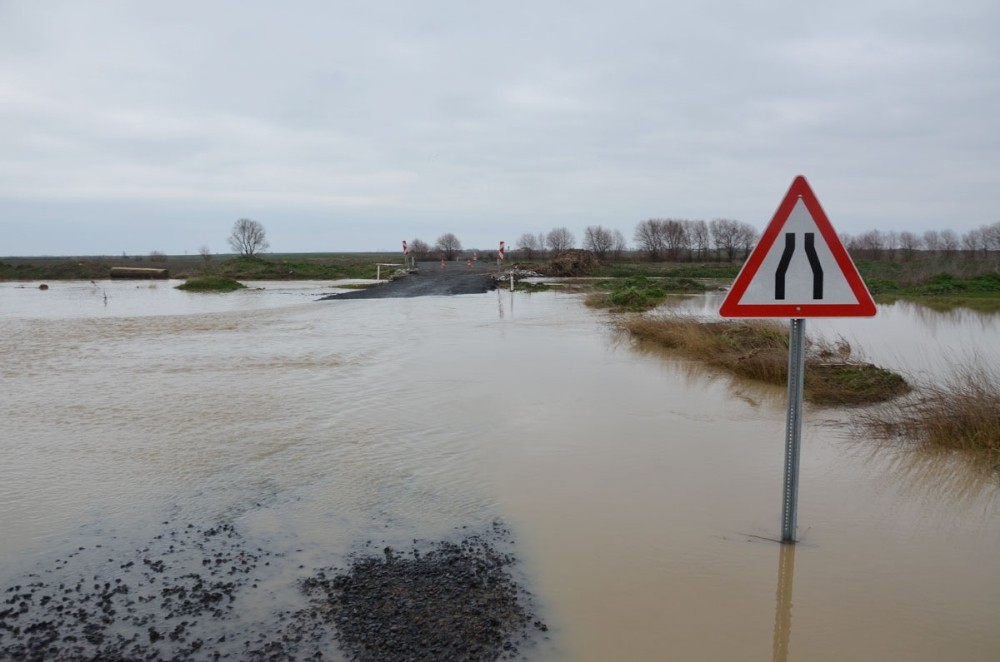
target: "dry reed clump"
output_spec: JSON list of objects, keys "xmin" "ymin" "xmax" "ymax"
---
[
  {"xmin": 858, "ymin": 363, "xmax": 1000, "ymax": 462},
  {"xmin": 620, "ymin": 315, "xmax": 909, "ymax": 405},
  {"xmin": 622, "ymin": 316, "xmax": 789, "ymax": 384}
]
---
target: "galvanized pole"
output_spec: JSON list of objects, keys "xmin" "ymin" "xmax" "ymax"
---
[{"xmin": 781, "ymin": 318, "xmax": 806, "ymax": 542}]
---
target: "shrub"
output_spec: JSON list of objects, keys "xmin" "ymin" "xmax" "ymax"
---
[{"xmin": 175, "ymin": 276, "xmax": 246, "ymax": 292}]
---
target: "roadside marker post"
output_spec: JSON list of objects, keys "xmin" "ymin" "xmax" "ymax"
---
[{"xmin": 720, "ymin": 175, "xmax": 876, "ymax": 543}]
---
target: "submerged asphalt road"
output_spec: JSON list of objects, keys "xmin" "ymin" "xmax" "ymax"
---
[{"xmin": 320, "ymin": 260, "xmax": 499, "ymax": 299}]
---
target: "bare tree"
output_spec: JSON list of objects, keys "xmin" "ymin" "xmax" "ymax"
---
[
  {"xmin": 940, "ymin": 229, "xmax": 959, "ymax": 256},
  {"xmin": 985, "ymin": 221, "xmax": 1000, "ymax": 253},
  {"xmin": 546, "ymin": 227, "xmax": 575, "ymax": 253},
  {"xmin": 855, "ymin": 230, "xmax": 886, "ymax": 260},
  {"xmin": 709, "ymin": 218, "xmax": 744, "ymax": 262},
  {"xmin": 662, "ymin": 219, "xmax": 689, "ymax": 260},
  {"xmin": 409, "ymin": 238, "xmax": 430, "ymax": 259},
  {"xmin": 228, "ymin": 218, "xmax": 269, "ymax": 257},
  {"xmin": 921, "ymin": 230, "xmax": 940, "ymax": 255},
  {"xmin": 634, "ymin": 219, "xmax": 666, "ymax": 260},
  {"xmin": 199, "ymin": 245, "xmax": 212, "ymax": 265},
  {"xmin": 884, "ymin": 231, "xmax": 900, "ymax": 260},
  {"xmin": 516, "ymin": 232, "xmax": 543, "ymax": 260},
  {"xmin": 435, "ymin": 233, "xmax": 462, "ymax": 260},
  {"xmin": 898, "ymin": 231, "xmax": 922, "ymax": 261},
  {"xmin": 689, "ymin": 220, "xmax": 709, "ymax": 260},
  {"xmin": 583, "ymin": 225, "xmax": 614, "ymax": 260},
  {"xmin": 845, "ymin": 234, "xmax": 861, "ymax": 257},
  {"xmin": 737, "ymin": 223, "xmax": 758, "ymax": 257},
  {"xmin": 611, "ymin": 229, "xmax": 627, "ymax": 260},
  {"xmin": 962, "ymin": 228, "xmax": 984, "ymax": 258}
]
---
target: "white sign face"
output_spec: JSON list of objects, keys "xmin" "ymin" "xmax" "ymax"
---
[
  {"xmin": 739, "ymin": 198, "xmax": 858, "ymax": 306},
  {"xmin": 720, "ymin": 175, "xmax": 875, "ymax": 318}
]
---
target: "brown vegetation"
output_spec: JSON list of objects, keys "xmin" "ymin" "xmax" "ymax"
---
[
  {"xmin": 537, "ymin": 249, "xmax": 601, "ymax": 277},
  {"xmin": 857, "ymin": 363, "xmax": 1000, "ymax": 464},
  {"xmin": 620, "ymin": 315, "xmax": 909, "ymax": 405}
]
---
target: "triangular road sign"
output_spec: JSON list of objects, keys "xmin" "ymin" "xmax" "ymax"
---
[{"xmin": 720, "ymin": 176, "xmax": 876, "ymax": 318}]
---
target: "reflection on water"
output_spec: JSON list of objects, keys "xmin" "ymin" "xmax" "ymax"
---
[
  {"xmin": 616, "ymin": 330, "xmax": 790, "ymax": 411},
  {"xmin": 842, "ymin": 435, "xmax": 1000, "ymax": 512},
  {"xmin": 1, "ymin": 283, "xmax": 999, "ymax": 660},
  {"xmin": 772, "ymin": 542, "xmax": 796, "ymax": 662}
]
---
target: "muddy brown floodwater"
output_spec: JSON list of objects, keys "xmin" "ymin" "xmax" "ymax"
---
[{"xmin": 1, "ymin": 279, "xmax": 998, "ymax": 660}]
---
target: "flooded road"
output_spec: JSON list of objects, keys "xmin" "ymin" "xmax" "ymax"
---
[{"xmin": 1, "ymin": 279, "xmax": 998, "ymax": 660}]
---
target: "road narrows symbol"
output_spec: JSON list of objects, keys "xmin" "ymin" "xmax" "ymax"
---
[
  {"xmin": 775, "ymin": 233, "xmax": 795, "ymax": 300},
  {"xmin": 804, "ymin": 233, "xmax": 823, "ymax": 299},
  {"xmin": 773, "ymin": 232, "xmax": 824, "ymax": 301}
]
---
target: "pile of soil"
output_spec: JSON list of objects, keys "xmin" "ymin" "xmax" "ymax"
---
[
  {"xmin": 0, "ymin": 522, "xmax": 545, "ymax": 661},
  {"xmin": 538, "ymin": 249, "xmax": 600, "ymax": 277}
]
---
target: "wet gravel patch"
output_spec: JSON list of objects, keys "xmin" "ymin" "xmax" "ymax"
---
[
  {"xmin": 0, "ymin": 522, "xmax": 547, "ymax": 661},
  {"xmin": 300, "ymin": 535, "xmax": 547, "ymax": 661}
]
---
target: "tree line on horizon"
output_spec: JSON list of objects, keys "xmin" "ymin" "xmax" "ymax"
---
[
  {"xmin": 410, "ymin": 219, "xmax": 1000, "ymax": 264},
  {"xmin": 411, "ymin": 219, "xmax": 759, "ymax": 263},
  {"xmin": 223, "ymin": 217, "xmax": 1000, "ymax": 266}
]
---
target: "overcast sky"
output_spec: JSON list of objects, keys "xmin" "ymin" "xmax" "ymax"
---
[{"xmin": 1, "ymin": 0, "xmax": 997, "ymax": 256}]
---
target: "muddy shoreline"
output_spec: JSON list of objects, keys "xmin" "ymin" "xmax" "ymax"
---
[{"xmin": 0, "ymin": 522, "xmax": 546, "ymax": 661}]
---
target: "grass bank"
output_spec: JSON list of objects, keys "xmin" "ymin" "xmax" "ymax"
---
[
  {"xmin": 621, "ymin": 315, "xmax": 910, "ymax": 405},
  {"xmin": 0, "ymin": 254, "xmax": 385, "ymax": 281},
  {"xmin": 591, "ymin": 262, "xmax": 740, "ymax": 280},
  {"xmin": 856, "ymin": 261, "xmax": 1000, "ymax": 312},
  {"xmin": 208, "ymin": 255, "xmax": 378, "ymax": 280}
]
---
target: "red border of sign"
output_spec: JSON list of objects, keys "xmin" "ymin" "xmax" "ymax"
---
[{"xmin": 719, "ymin": 176, "xmax": 876, "ymax": 318}]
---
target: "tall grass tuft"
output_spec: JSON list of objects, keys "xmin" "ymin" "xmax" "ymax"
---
[{"xmin": 858, "ymin": 362, "xmax": 1000, "ymax": 462}]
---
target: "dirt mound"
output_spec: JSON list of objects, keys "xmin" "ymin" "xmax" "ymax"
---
[{"xmin": 538, "ymin": 249, "xmax": 600, "ymax": 277}]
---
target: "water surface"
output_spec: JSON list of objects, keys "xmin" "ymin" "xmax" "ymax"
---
[{"xmin": 1, "ymin": 280, "xmax": 998, "ymax": 660}]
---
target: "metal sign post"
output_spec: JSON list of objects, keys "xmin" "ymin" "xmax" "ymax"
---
[
  {"xmin": 781, "ymin": 319, "xmax": 806, "ymax": 542},
  {"xmin": 720, "ymin": 176, "xmax": 876, "ymax": 543}
]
